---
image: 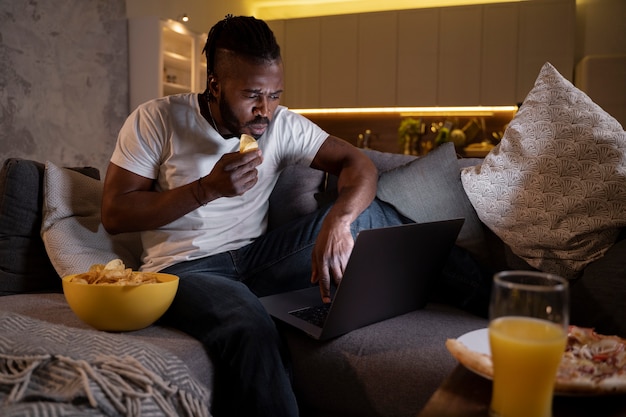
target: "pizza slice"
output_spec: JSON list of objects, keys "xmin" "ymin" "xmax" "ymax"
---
[{"xmin": 446, "ymin": 325, "xmax": 626, "ymax": 394}]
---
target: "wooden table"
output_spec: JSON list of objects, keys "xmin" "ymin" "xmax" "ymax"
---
[{"xmin": 418, "ymin": 365, "xmax": 626, "ymax": 417}]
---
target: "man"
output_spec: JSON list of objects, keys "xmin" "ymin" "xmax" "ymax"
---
[{"xmin": 102, "ymin": 15, "xmax": 408, "ymax": 417}]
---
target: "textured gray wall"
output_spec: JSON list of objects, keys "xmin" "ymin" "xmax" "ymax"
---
[{"xmin": 0, "ymin": 0, "xmax": 128, "ymax": 174}]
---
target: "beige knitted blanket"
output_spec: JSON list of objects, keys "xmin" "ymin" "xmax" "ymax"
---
[{"xmin": 0, "ymin": 311, "xmax": 211, "ymax": 416}]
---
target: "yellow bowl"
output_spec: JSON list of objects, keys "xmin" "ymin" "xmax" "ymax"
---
[{"xmin": 62, "ymin": 273, "xmax": 179, "ymax": 331}]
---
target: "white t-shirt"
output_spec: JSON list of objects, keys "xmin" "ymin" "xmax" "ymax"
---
[{"xmin": 111, "ymin": 93, "xmax": 328, "ymax": 272}]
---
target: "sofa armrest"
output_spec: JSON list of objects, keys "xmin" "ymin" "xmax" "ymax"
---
[{"xmin": 570, "ymin": 231, "xmax": 626, "ymax": 338}]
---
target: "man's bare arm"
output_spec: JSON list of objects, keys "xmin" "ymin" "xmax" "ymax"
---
[
  {"xmin": 309, "ymin": 136, "xmax": 378, "ymax": 302},
  {"xmin": 101, "ymin": 150, "xmax": 263, "ymax": 234}
]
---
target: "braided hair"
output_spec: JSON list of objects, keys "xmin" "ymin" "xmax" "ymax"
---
[{"xmin": 203, "ymin": 15, "xmax": 281, "ymax": 78}]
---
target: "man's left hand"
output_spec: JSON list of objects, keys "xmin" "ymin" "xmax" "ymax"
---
[{"xmin": 310, "ymin": 221, "xmax": 354, "ymax": 303}]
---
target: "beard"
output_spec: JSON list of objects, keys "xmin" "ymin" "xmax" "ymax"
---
[{"xmin": 217, "ymin": 93, "xmax": 270, "ymax": 140}]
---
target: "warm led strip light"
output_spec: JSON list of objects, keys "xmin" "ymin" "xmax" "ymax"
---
[
  {"xmin": 292, "ymin": 106, "xmax": 518, "ymax": 116},
  {"xmin": 253, "ymin": 0, "xmax": 527, "ymax": 19}
]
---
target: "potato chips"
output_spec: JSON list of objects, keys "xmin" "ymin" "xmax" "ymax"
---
[
  {"xmin": 239, "ymin": 134, "xmax": 259, "ymax": 153},
  {"xmin": 69, "ymin": 259, "xmax": 158, "ymax": 286}
]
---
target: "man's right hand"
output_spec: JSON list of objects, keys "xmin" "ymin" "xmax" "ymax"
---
[
  {"xmin": 199, "ymin": 149, "xmax": 263, "ymax": 201},
  {"xmin": 102, "ymin": 149, "xmax": 263, "ymax": 235}
]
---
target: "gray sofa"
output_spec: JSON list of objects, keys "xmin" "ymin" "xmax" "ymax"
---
[
  {"xmin": 3, "ymin": 60, "xmax": 625, "ymax": 416},
  {"xmin": 1, "ymin": 139, "xmax": 625, "ymax": 416}
]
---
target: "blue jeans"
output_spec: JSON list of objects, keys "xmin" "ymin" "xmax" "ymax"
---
[{"xmin": 159, "ymin": 199, "xmax": 408, "ymax": 417}]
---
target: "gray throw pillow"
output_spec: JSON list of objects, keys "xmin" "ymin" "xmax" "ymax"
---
[
  {"xmin": 362, "ymin": 148, "xmax": 417, "ymax": 172},
  {"xmin": 0, "ymin": 158, "xmax": 99, "ymax": 295},
  {"xmin": 319, "ymin": 148, "xmax": 418, "ymax": 206},
  {"xmin": 377, "ymin": 142, "xmax": 487, "ymax": 261}
]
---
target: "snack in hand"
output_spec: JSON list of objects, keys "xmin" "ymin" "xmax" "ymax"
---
[
  {"xmin": 239, "ymin": 133, "xmax": 259, "ymax": 153},
  {"xmin": 69, "ymin": 259, "xmax": 158, "ymax": 286}
]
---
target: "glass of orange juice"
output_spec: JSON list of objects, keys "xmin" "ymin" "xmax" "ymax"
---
[{"xmin": 488, "ymin": 270, "xmax": 569, "ymax": 417}]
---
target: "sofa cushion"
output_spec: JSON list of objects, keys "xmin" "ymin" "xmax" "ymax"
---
[
  {"xmin": 0, "ymin": 158, "xmax": 98, "ymax": 295},
  {"xmin": 41, "ymin": 161, "xmax": 142, "ymax": 277},
  {"xmin": 286, "ymin": 303, "xmax": 487, "ymax": 417},
  {"xmin": 269, "ymin": 165, "xmax": 325, "ymax": 230},
  {"xmin": 461, "ymin": 62, "xmax": 626, "ymax": 279},
  {"xmin": 570, "ymin": 233, "xmax": 626, "ymax": 338},
  {"xmin": 377, "ymin": 143, "xmax": 487, "ymax": 261},
  {"xmin": 0, "ymin": 310, "xmax": 211, "ymax": 416},
  {"xmin": 0, "ymin": 293, "xmax": 214, "ymax": 388}
]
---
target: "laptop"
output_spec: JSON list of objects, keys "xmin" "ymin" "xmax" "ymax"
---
[{"xmin": 259, "ymin": 218, "xmax": 464, "ymax": 340}]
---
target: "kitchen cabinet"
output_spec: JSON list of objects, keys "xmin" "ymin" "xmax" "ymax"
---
[
  {"xmin": 438, "ymin": 6, "xmax": 483, "ymax": 106},
  {"xmin": 397, "ymin": 8, "xmax": 439, "ymax": 106},
  {"xmin": 398, "ymin": 4, "xmax": 520, "ymax": 107},
  {"xmin": 126, "ymin": 2, "xmax": 573, "ymax": 110},
  {"xmin": 268, "ymin": 0, "xmax": 575, "ymax": 108},
  {"xmin": 267, "ymin": 19, "xmax": 285, "ymax": 48},
  {"xmin": 320, "ymin": 15, "xmax": 358, "ymax": 107},
  {"xmin": 128, "ymin": 17, "xmax": 205, "ymax": 111},
  {"xmin": 281, "ymin": 12, "xmax": 397, "ymax": 108},
  {"xmin": 282, "ymin": 18, "xmax": 321, "ymax": 108},
  {"xmin": 357, "ymin": 12, "xmax": 398, "ymax": 107},
  {"xmin": 481, "ymin": 3, "xmax": 519, "ymax": 105},
  {"xmin": 516, "ymin": 0, "xmax": 575, "ymax": 102}
]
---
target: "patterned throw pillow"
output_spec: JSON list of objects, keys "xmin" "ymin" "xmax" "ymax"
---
[
  {"xmin": 461, "ymin": 62, "xmax": 626, "ymax": 279},
  {"xmin": 41, "ymin": 162, "xmax": 142, "ymax": 277}
]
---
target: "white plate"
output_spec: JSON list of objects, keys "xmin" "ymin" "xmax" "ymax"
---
[
  {"xmin": 453, "ymin": 328, "xmax": 626, "ymax": 396},
  {"xmin": 457, "ymin": 328, "xmax": 490, "ymax": 356},
  {"xmin": 454, "ymin": 328, "xmax": 493, "ymax": 380}
]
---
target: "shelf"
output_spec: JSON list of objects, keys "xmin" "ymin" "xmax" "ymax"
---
[
  {"xmin": 164, "ymin": 82, "xmax": 192, "ymax": 95},
  {"xmin": 164, "ymin": 50, "xmax": 192, "ymax": 64},
  {"xmin": 129, "ymin": 17, "xmax": 205, "ymax": 110}
]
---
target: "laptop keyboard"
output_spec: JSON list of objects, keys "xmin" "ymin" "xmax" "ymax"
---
[{"xmin": 289, "ymin": 303, "xmax": 331, "ymax": 327}]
